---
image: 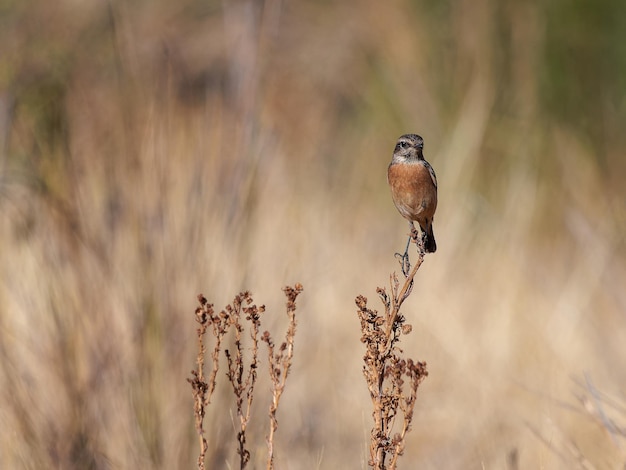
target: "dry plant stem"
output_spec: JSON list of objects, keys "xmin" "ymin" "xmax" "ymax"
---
[
  {"xmin": 224, "ymin": 293, "xmax": 264, "ymax": 470},
  {"xmin": 356, "ymin": 239, "xmax": 429, "ymax": 470},
  {"xmin": 187, "ymin": 295, "xmax": 230, "ymax": 470},
  {"xmin": 262, "ymin": 283, "xmax": 304, "ymax": 470},
  {"xmin": 188, "ymin": 286, "xmax": 302, "ymax": 470}
]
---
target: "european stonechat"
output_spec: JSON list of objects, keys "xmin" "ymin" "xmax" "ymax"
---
[{"xmin": 387, "ymin": 134, "xmax": 438, "ymax": 255}]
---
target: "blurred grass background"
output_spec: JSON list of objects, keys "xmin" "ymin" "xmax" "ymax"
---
[{"xmin": 1, "ymin": 0, "xmax": 626, "ymax": 468}]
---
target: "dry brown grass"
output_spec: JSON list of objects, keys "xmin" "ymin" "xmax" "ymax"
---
[{"xmin": 1, "ymin": 0, "xmax": 626, "ymax": 468}]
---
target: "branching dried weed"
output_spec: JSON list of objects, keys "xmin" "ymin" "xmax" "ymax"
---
[
  {"xmin": 262, "ymin": 284, "xmax": 303, "ymax": 469},
  {"xmin": 356, "ymin": 235, "xmax": 429, "ymax": 470},
  {"xmin": 187, "ymin": 295, "xmax": 229, "ymax": 470},
  {"xmin": 224, "ymin": 292, "xmax": 264, "ymax": 468},
  {"xmin": 188, "ymin": 284, "xmax": 303, "ymax": 470}
]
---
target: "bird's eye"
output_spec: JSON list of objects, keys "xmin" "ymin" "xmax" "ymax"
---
[{"xmin": 399, "ymin": 142, "xmax": 407, "ymax": 148}]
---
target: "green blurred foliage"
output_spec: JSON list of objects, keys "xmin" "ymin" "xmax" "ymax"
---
[
  {"xmin": 2, "ymin": 0, "xmax": 625, "ymax": 176},
  {"xmin": 541, "ymin": 0, "xmax": 626, "ymax": 159}
]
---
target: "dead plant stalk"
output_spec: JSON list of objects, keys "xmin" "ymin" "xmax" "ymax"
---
[{"xmin": 357, "ymin": 240, "xmax": 429, "ymax": 470}]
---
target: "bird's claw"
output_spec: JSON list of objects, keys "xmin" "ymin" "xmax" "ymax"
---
[{"xmin": 394, "ymin": 251, "xmax": 411, "ymax": 277}]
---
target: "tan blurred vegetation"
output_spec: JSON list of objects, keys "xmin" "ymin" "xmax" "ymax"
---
[{"xmin": 1, "ymin": 0, "xmax": 626, "ymax": 468}]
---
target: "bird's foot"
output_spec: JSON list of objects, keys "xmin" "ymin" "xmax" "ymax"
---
[
  {"xmin": 394, "ymin": 251, "xmax": 411, "ymax": 277},
  {"xmin": 417, "ymin": 233, "xmax": 427, "ymax": 256}
]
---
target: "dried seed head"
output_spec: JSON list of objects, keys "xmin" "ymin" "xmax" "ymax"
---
[{"xmin": 355, "ymin": 295, "xmax": 368, "ymax": 309}]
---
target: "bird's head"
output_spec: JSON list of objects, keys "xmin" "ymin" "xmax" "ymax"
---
[{"xmin": 393, "ymin": 134, "xmax": 424, "ymax": 162}]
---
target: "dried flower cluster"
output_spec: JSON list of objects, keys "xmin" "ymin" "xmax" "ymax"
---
[
  {"xmin": 356, "ymin": 240, "xmax": 429, "ymax": 470},
  {"xmin": 224, "ymin": 292, "xmax": 264, "ymax": 468},
  {"xmin": 187, "ymin": 285, "xmax": 303, "ymax": 470}
]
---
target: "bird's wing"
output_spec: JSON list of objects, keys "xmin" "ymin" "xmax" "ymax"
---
[{"xmin": 424, "ymin": 161, "xmax": 437, "ymax": 189}]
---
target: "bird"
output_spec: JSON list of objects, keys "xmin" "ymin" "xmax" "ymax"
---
[{"xmin": 387, "ymin": 134, "xmax": 438, "ymax": 259}]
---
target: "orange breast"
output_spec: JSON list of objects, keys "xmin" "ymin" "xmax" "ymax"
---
[{"xmin": 387, "ymin": 162, "xmax": 437, "ymax": 223}]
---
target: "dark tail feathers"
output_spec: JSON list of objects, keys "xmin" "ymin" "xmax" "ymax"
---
[{"xmin": 423, "ymin": 225, "xmax": 437, "ymax": 253}]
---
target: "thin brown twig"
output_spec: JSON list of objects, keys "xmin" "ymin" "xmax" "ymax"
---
[
  {"xmin": 224, "ymin": 292, "xmax": 264, "ymax": 470},
  {"xmin": 262, "ymin": 283, "xmax": 303, "ymax": 470},
  {"xmin": 188, "ymin": 286, "xmax": 302, "ymax": 469},
  {"xmin": 356, "ymin": 238, "xmax": 429, "ymax": 469},
  {"xmin": 187, "ymin": 295, "xmax": 230, "ymax": 470}
]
